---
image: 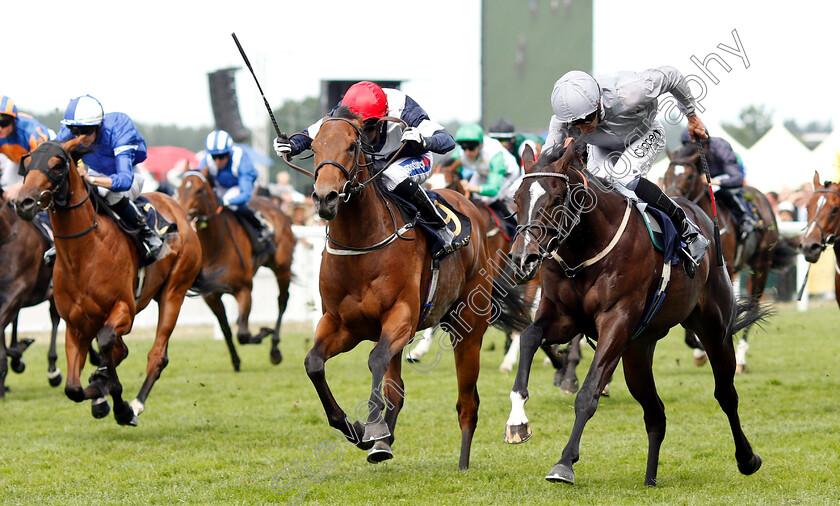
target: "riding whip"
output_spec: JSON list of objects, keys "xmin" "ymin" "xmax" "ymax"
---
[
  {"xmin": 231, "ymin": 33, "xmax": 285, "ymax": 140},
  {"xmin": 694, "ymin": 137, "xmax": 725, "ymax": 267},
  {"xmin": 796, "ymin": 263, "xmax": 811, "ymax": 301}
]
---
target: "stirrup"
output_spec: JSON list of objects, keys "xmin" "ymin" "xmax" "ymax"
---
[{"xmin": 43, "ymin": 246, "xmax": 56, "ymax": 268}]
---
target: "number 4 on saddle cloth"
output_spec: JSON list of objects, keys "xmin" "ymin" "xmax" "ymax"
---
[{"xmin": 387, "ymin": 189, "xmax": 472, "ymax": 260}]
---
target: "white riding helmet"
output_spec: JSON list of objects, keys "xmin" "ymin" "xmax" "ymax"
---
[
  {"xmin": 550, "ymin": 71, "xmax": 601, "ymax": 123},
  {"xmin": 61, "ymin": 95, "xmax": 105, "ymax": 126},
  {"xmin": 205, "ymin": 130, "xmax": 233, "ymax": 156}
]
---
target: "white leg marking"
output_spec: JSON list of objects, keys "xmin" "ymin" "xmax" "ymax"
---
[
  {"xmin": 130, "ymin": 398, "xmax": 145, "ymax": 416},
  {"xmin": 500, "ymin": 333, "xmax": 520, "ymax": 372},
  {"xmin": 506, "ymin": 391, "xmax": 530, "ymax": 426}
]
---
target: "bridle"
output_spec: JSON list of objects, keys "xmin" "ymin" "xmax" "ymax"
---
[
  {"xmin": 665, "ymin": 157, "xmax": 703, "ymax": 204},
  {"xmin": 514, "ymin": 171, "xmax": 582, "ymax": 259},
  {"xmin": 20, "ymin": 141, "xmax": 98, "ymax": 239},
  {"xmin": 180, "ymin": 170, "xmax": 221, "ymax": 227},
  {"xmin": 805, "ymin": 187, "xmax": 840, "ymax": 251}
]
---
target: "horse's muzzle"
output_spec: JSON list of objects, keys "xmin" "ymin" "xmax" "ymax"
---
[
  {"xmin": 798, "ymin": 241, "xmax": 824, "ymax": 264},
  {"xmin": 312, "ymin": 190, "xmax": 339, "ymax": 221},
  {"xmin": 13, "ymin": 197, "xmax": 38, "ymax": 221},
  {"xmin": 509, "ymin": 252, "xmax": 541, "ymax": 284}
]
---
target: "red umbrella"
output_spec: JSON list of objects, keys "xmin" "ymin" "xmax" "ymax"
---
[{"xmin": 142, "ymin": 146, "xmax": 199, "ymax": 175}]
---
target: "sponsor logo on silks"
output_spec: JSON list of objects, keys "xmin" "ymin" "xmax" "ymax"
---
[
  {"xmin": 400, "ymin": 155, "xmax": 433, "ymax": 177},
  {"xmin": 435, "ymin": 201, "xmax": 462, "ymax": 236}
]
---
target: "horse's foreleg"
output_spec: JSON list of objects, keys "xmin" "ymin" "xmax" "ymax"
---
[
  {"xmin": 621, "ymin": 341, "xmax": 665, "ymax": 486},
  {"xmin": 46, "ymin": 300, "xmax": 62, "ymax": 387},
  {"xmin": 305, "ymin": 316, "xmax": 372, "ymax": 450},
  {"xmin": 268, "ymin": 270, "xmax": 292, "ymax": 365},
  {"xmin": 363, "ymin": 304, "xmax": 413, "ymax": 445},
  {"xmin": 235, "ymin": 287, "xmax": 259, "ymax": 345},
  {"xmin": 94, "ymin": 307, "xmax": 135, "ymax": 426},
  {"xmin": 63, "ymin": 327, "xmax": 97, "ymax": 403},
  {"xmin": 450, "ymin": 316, "xmax": 486, "ymax": 470},
  {"xmin": 505, "ymin": 322, "xmax": 548, "ymax": 445},
  {"xmin": 558, "ymin": 334, "xmax": 583, "ymax": 394},
  {"xmin": 548, "ymin": 326, "xmax": 624, "ymax": 485},
  {"xmin": 204, "ymin": 293, "xmax": 240, "ymax": 371},
  {"xmin": 366, "ymin": 354, "xmax": 405, "ymax": 464},
  {"xmin": 0, "ymin": 323, "xmax": 8, "ymax": 397}
]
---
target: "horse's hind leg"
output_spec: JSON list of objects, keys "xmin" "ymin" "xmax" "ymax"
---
[
  {"xmin": 46, "ymin": 300, "xmax": 63, "ymax": 387},
  {"xmin": 450, "ymin": 319, "xmax": 486, "ymax": 470},
  {"xmin": 558, "ymin": 334, "xmax": 583, "ymax": 394},
  {"xmin": 697, "ymin": 324, "xmax": 762, "ymax": 476},
  {"xmin": 685, "ymin": 329, "xmax": 707, "ymax": 366},
  {"xmin": 621, "ymin": 340, "xmax": 666, "ymax": 486},
  {"xmin": 9, "ymin": 315, "xmax": 35, "ymax": 373},
  {"xmin": 235, "ymin": 287, "xmax": 262, "ymax": 345},
  {"xmin": 268, "ymin": 269, "xmax": 291, "ymax": 365},
  {"xmin": 204, "ymin": 293, "xmax": 241, "ymax": 371}
]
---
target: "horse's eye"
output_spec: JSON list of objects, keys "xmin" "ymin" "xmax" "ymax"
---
[
  {"xmin": 831, "ymin": 207, "xmax": 839, "ymax": 216},
  {"xmin": 348, "ymin": 144, "xmax": 356, "ymax": 153},
  {"xmin": 552, "ymin": 196, "xmax": 563, "ymax": 206}
]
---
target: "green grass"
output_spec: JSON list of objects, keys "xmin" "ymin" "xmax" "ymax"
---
[{"xmin": 2, "ymin": 302, "xmax": 839, "ymax": 505}]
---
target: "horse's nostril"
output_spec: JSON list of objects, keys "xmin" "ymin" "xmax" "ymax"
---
[{"xmin": 325, "ymin": 191, "xmax": 339, "ymax": 204}]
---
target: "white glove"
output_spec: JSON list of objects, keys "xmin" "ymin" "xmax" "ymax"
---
[
  {"xmin": 400, "ymin": 127, "xmax": 426, "ymax": 148},
  {"xmin": 273, "ymin": 136, "xmax": 291, "ymax": 156},
  {"xmin": 222, "ymin": 196, "xmax": 233, "ymax": 207}
]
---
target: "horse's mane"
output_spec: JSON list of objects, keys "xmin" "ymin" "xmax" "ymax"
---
[
  {"xmin": 535, "ymin": 138, "xmax": 587, "ymax": 171},
  {"xmin": 331, "ymin": 105, "xmax": 361, "ymax": 121},
  {"xmin": 672, "ymin": 142, "xmax": 699, "ymax": 160}
]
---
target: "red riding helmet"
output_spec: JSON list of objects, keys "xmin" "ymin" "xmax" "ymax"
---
[{"xmin": 342, "ymin": 81, "xmax": 388, "ymax": 121}]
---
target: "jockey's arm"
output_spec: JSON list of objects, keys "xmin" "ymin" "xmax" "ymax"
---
[{"xmin": 469, "ymin": 152, "xmax": 508, "ymax": 197}]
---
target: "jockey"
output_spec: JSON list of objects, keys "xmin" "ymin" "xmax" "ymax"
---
[
  {"xmin": 487, "ymin": 118, "xmax": 543, "ymax": 169},
  {"xmin": 454, "ymin": 123, "xmax": 521, "ymax": 235},
  {"xmin": 679, "ymin": 128, "xmax": 756, "ymax": 240},
  {"xmin": 199, "ymin": 129, "xmax": 272, "ymax": 248},
  {"xmin": 0, "ymin": 95, "xmax": 55, "ymax": 200},
  {"xmin": 274, "ymin": 80, "xmax": 456, "ymax": 252},
  {"xmin": 54, "ymin": 94, "xmax": 163, "ymax": 264},
  {"xmin": 543, "ymin": 68, "xmax": 710, "ymax": 276}
]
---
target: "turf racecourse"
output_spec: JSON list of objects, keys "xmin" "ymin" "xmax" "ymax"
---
[{"xmin": 1, "ymin": 302, "xmax": 838, "ymax": 505}]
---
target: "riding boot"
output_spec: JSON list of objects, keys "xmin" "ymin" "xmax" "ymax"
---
[
  {"xmin": 237, "ymin": 205, "xmax": 273, "ymax": 248},
  {"xmin": 633, "ymin": 177, "xmax": 709, "ymax": 277},
  {"xmin": 394, "ymin": 178, "xmax": 455, "ymax": 254},
  {"xmin": 721, "ymin": 189, "xmax": 757, "ymax": 240},
  {"xmin": 112, "ymin": 198, "xmax": 164, "ymax": 263}
]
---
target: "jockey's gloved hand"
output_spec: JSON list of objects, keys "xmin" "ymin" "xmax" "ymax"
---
[
  {"xmin": 400, "ymin": 127, "xmax": 427, "ymax": 149},
  {"xmin": 273, "ymin": 135, "xmax": 291, "ymax": 156},
  {"xmin": 222, "ymin": 196, "xmax": 235, "ymax": 208}
]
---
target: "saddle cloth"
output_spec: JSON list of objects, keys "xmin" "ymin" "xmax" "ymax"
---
[
  {"xmin": 634, "ymin": 202, "xmax": 681, "ymax": 266},
  {"xmin": 387, "ymin": 189, "xmax": 472, "ymax": 260}
]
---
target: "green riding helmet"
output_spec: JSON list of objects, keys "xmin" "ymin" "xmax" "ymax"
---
[{"xmin": 454, "ymin": 123, "xmax": 484, "ymax": 143}]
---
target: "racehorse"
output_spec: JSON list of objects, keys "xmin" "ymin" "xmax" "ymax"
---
[
  {"xmin": 303, "ymin": 107, "xmax": 530, "ymax": 470},
  {"xmin": 800, "ymin": 171, "xmax": 840, "ymax": 308},
  {"xmin": 504, "ymin": 141, "xmax": 766, "ymax": 485},
  {"xmin": 0, "ymin": 191, "xmax": 61, "ymax": 396},
  {"xmin": 14, "ymin": 138, "xmax": 216, "ymax": 425},
  {"xmin": 176, "ymin": 170, "xmax": 295, "ymax": 371},
  {"xmin": 663, "ymin": 144, "xmax": 794, "ymax": 372}
]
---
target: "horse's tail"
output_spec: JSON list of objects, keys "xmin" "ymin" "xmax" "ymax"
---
[
  {"xmin": 771, "ymin": 236, "xmax": 798, "ymax": 272},
  {"xmin": 730, "ymin": 296, "xmax": 774, "ymax": 337},
  {"xmin": 489, "ymin": 278, "xmax": 533, "ymax": 335},
  {"xmin": 187, "ymin": 265, "xmax": 230, "ymax": 297}
]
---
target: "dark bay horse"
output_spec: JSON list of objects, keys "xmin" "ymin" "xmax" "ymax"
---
[
  {"xmin": 14, "ymin": 139, "xmax": 212, "ymax": 425},
  {"xmin": 800, "ymin": 171, "xmax": 840, "ymax": 307},
  {"xmin": 664, "ymin": 144, "xmax": 794, "ymax": 372},
  {"xmin": 504, "ymin": 141, "xmax": 766, "ymax": 485},
  {"xmin": 304, "ymin": 107, "xmax": 529, "ymax": 470},
  {"xmin": 0, "ymin": 192, "xmax": 61, "ymax": 396},
  {"xmin": 176, "ymin": 170, "xmax": 295, "ymax": 371}
]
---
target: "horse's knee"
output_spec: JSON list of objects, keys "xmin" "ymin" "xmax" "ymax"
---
[
  {"xmin": 304, "ymin": 349, "xmax": 325, "ymax": 379},
  {"xmin": 65, "ymin": 384, "xmax": 84, "ymax": 403}
]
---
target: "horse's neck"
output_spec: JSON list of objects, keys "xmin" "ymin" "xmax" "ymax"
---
[
  {"xmin": 0, "ymin": 202, "xmax": 15, "ymax": 237},
  {"xmin": 329, "ymin": 188, "xmax": 393, "ymax": 244},
  {"xmin": 51, "ymin": 177, "xmax": 97, "ymax": 241},
  {"xmin": 556, "ymin": 181, "xmax": 625, "ymax": 262}
]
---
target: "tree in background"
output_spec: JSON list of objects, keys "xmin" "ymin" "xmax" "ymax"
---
[
  {"xmin": 784, "ymin": 118, "xmax": 833, "ymax": 150},
  {"xmin": 721, "ymin": 104, "xmax": 774, "ymax": 149}
]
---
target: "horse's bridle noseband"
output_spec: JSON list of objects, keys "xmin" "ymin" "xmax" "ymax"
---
[
  {"xmin": 665, "ymin": 159, "xmax": 702, "ymax": 203},
  {"xmin": 515, "ymin": 171, "xmax": 581, "ymax": 259}
]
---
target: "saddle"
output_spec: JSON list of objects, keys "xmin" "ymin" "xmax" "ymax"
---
[
  {"xmin": 387, "ymin": 189, "xmax": 472, "ymax": 260},
  {"xmin": 92, "ymin": 193, "xmax": 177, "ymax": 264}
]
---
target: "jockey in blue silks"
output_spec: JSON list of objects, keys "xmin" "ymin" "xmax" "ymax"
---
[
  {"xmin": 54, "ymin": 94, "xmax": 163, "ymax": 264},
  {"xmin": 199, "ymin": 129, "xmax": 272, "ymax": 246}
]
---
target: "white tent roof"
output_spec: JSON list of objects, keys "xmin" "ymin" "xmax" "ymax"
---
[
  {"xmin": 809, "ymin": 128, "xmax": 840, "ymax": 182},
  {"xmin": 741, "ymin": 124, "xmax": 812, "ymax": 194}
]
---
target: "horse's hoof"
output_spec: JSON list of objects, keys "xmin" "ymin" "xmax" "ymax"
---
[
  {"xmin": 560, "ymin": 378, "xmax": 579, "ymax": 394},
  {"xmin": 10, "ymin": 358, "xmax": 25, "ymax": 374},
  {"xmin": 130, "ymin": 398, "xmax": 145, "ymax": 417},
  {"xmin": 601, "ymin": 384, "xmax": 610, "ymax": 397},
  {"xmin": 546, "ymin": 463, "xmax": 575, "ymax": 484},
  {"xmin": 270, "ymin": 348, "xmax": 283, "ymax": 365},
  {"xmin": 91, "ymin": 397, "xmax": 111, "ymax": 419},
  {"xmin": 237, "ymin": 334, "xmax": 263, "ymax": 345},
  {"xmin": 735, "ymin": 364, "xmax": 746, "ymax": 374},
  {"xmin": 504, "ymin": 423, "xmax": 531, "ymax": 444},
  {"xmin": 362, "ymin": 421, "xmax": 391, "ymax": 442},
  {"xmin": 499, "ymin": 364, "xmax": 513, "ymax": 373},
  {"xmin": 366, "ymin": 441, "xmax": 394, "ymax": 463},
  {"xmin": 118, "ymin": 413, "xmax": 139, "ymax": 427},
  {"xmin": 405, "ymin": 355, "xmax": 420, "ymax": 364},
  {"xmin": 693, "ymin": 350, "xmax": 708, "ymax": 367},
  {"xmin": 47, "ymin": 369, "xmax": 62, "ymax": 387},
  {"xmin": 738, "ymin": 453, "xmax": 762, "ymax": 475}
]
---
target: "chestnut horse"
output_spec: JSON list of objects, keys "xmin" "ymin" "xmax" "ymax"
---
[
  {"xmin": 303, "ymin": 107, "xmax": 529, "ymax": 469},
  {"xmin": 800, "ymin": 171, "xmax": 840, "ymax": 307},
  {"xmin": 176, "ymin": 170, "xmax": 295, "ymax": 371},
  {"xmin": 0, "ymin": 193, "xmax": 61, "ymax": 396},
  {"xmin": 663, "ymin": 144, "xmax": 794, "ymax": 372},
  {"xmin": 505, "ymin": 141, "xmax": 766, "ymax": 485},
  {"xmin": 14, "ymin": 139, "xmax": 213, "ymax": 425}
]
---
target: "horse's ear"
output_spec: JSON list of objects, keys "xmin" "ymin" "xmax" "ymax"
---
[
  {"xmin": 521, "ymin": 144, "xmax": 535, "ymax": 165},
  {"xmin": 62, "ymin": 137, "xmax": 82, "ymax": 153},
  {"xmin": 522, "ymin": 151, "xmax": 538, "ymax": 174},
  {"xmin": 813, "ymin": 171, "xmax": 822, "ymax": 189}
]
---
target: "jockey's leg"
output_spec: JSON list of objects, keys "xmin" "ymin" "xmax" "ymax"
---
[
  {"xmin": 633, "ymin": 177, "xmax": 709, "ymax": 276},
  {"xmin": 717, "ymin": 188, "xmax": 755, "ymax": 240},
  {"xmin": 235, "ymin": 204, "xmax": 273, "ymax": 245},
  {"xmin": 393, "ymin": 178, "xmax": 455, "ymax": 253},
  {"xmin": 111, "ymin": 197, "xmax": 164, "ymax": 263}
]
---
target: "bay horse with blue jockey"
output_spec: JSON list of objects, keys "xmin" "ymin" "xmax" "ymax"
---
[
  {"xmin": 299, "ymin": 106, "xmax": 529, "ymax": 469},
  {"xmin": 14, "ymin": 138, "xmax": 216, "ymax": 425},
  {"xmin": 504, "ymin": 141, "xmax": 767, "ymax": 486}
]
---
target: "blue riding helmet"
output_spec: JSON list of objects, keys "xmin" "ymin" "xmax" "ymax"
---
[{"xmin": 205, "ymin": 130, "xmax": 234, "ymax": 156}]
